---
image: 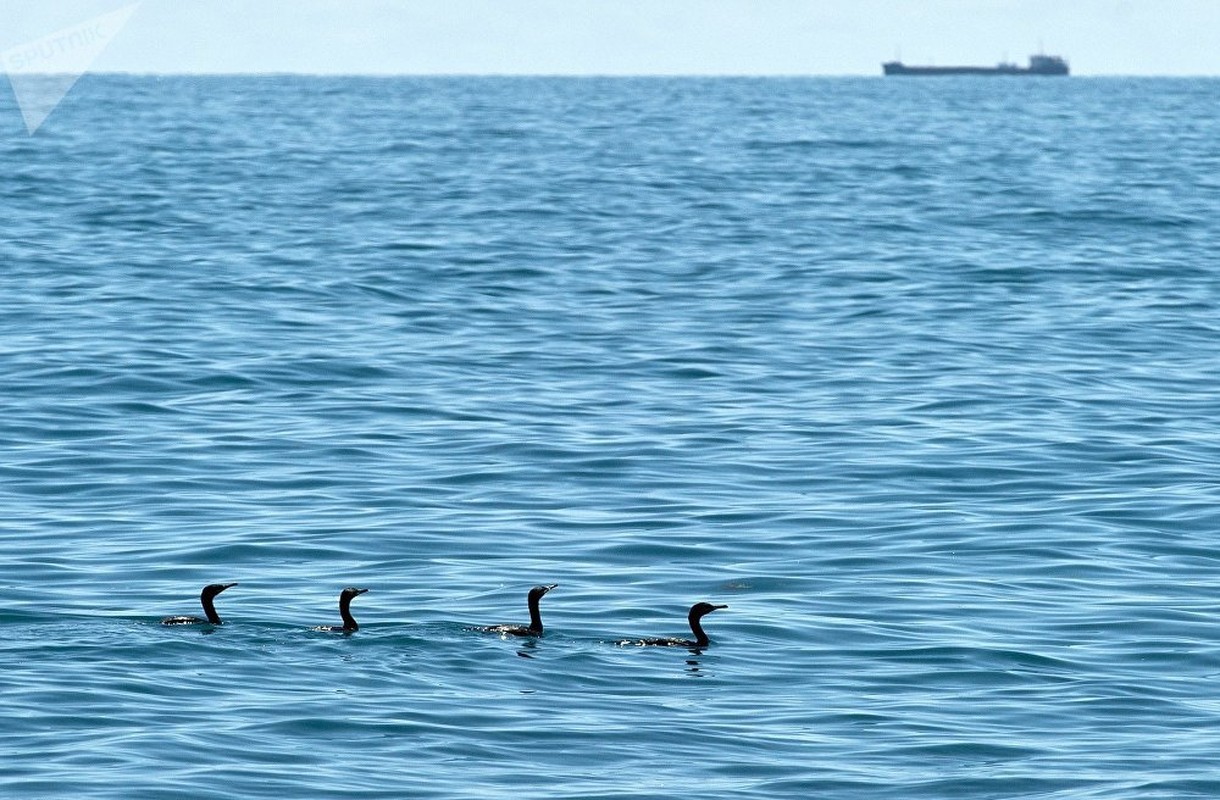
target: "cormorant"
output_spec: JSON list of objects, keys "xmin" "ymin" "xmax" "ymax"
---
[
  {"xmin": 161, "ymin": 582, "xmax": 238, "ymax": 625},
  {"xmin": 471, "ymin": 584, "xmax": 557, "ymax": 637},
  {"xmin": 316, "ymin": 587, "xmax": 368, "ymax": 633},
  {"xmin": 620, "ymin": 602, "xmax": 727, "ymax": 647}
]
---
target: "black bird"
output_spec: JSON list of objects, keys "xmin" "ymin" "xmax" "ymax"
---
[
  {"xmin": 620, "ymin": 602, "xmax": 727, "ymax": 648},
  {"xmin": 316, "ymin": 587, "xmax": 369, "ymax": 633},
  {"xmin": 471, "ymin": 584, "xmax": 557, "ymax": 637},
  {"xmin": 161, "ymin": 583, "xmax": 238, "ymax": 625}
]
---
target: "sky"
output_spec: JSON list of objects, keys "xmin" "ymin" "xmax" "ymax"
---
[{"xmin": 1, "ymin": 0, "xmax": 1219, "ymax": 77}]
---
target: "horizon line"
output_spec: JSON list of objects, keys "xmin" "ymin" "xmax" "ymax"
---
[{"xmin": 6, "ymin": 70, "xmax": 1217, "ymax": 79}]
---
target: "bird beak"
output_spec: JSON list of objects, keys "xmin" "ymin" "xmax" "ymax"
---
[
  {"xmin": 223, "ymin": 582, "xmax": 239, "ymax": 590},
  {"xmin": 356, "ymin": 588, "xmax": 370, "ymax": 595},
  {"xmin": 714, "ymin": 604, "xmax": 728, "ymax": 610}
]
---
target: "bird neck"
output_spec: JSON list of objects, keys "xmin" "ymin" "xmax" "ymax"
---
[
  {"xmin": 527, "ymin": 596, "xmax": 544, "ymax": 633},
  {"xmin": 339, "ymin": 597, "xmax": 359, "ymax": 631},
  {"xmin": 688, "ymin": 613, "xmax": 710, "ymax": 647},
  {"xmin": 201, "ymin": 595, "xmax": 222, "ymax": 624}
]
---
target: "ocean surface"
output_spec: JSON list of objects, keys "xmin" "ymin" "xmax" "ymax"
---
[{"xmin": 3, "ymin": 75, "xmax": 1220, "ymax": 799}]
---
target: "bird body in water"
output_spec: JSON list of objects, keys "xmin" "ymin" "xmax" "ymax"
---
[
  {"xmin": 471, "ymin": 584, "xmax": 557, "ymax": 637},
  {"xmin": 620, "ymin": 602, "xmax": 727, "ymax": 648},
  {"xmin": 316, "ymin": 587, "xmax": 368, "ymax": 633},
  {"xmin": 161, "ymin": 583, "xmax": 238, "ymax": 625}
]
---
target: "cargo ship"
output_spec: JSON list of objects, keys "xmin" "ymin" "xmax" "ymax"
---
[{"xmin": 882, "ymin": 54, "xmax": 1069, "ymax": 76}]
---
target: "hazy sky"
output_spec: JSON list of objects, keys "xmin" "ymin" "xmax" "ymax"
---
[{"xmin": 2, "ymin": 0, "xmax": 1219, "ymax": 76}]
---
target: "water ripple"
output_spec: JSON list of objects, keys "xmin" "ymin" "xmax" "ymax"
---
[{"xmin": 2, "ymin": 75, "xmax": 1220, "ymax": 799}]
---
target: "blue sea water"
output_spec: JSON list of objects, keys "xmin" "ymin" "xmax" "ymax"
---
[{"xmin": 3, "ymin": 74, "xmax": 1220, "ymax": 798}]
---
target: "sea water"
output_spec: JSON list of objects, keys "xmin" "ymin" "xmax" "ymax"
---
[{"xmin": 3, "ymin": 76, "xmax": 1220, "ymax": 799}]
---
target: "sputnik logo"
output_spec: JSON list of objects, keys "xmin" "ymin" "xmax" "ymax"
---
[{"xmin": 2, "ymin": 4, "xmax": 141, "ymax": 134}]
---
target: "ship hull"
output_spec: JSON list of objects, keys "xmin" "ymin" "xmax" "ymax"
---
[{"xmin": 883, "ymin": 56, "xmax": 1068, "ymax": 76}]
